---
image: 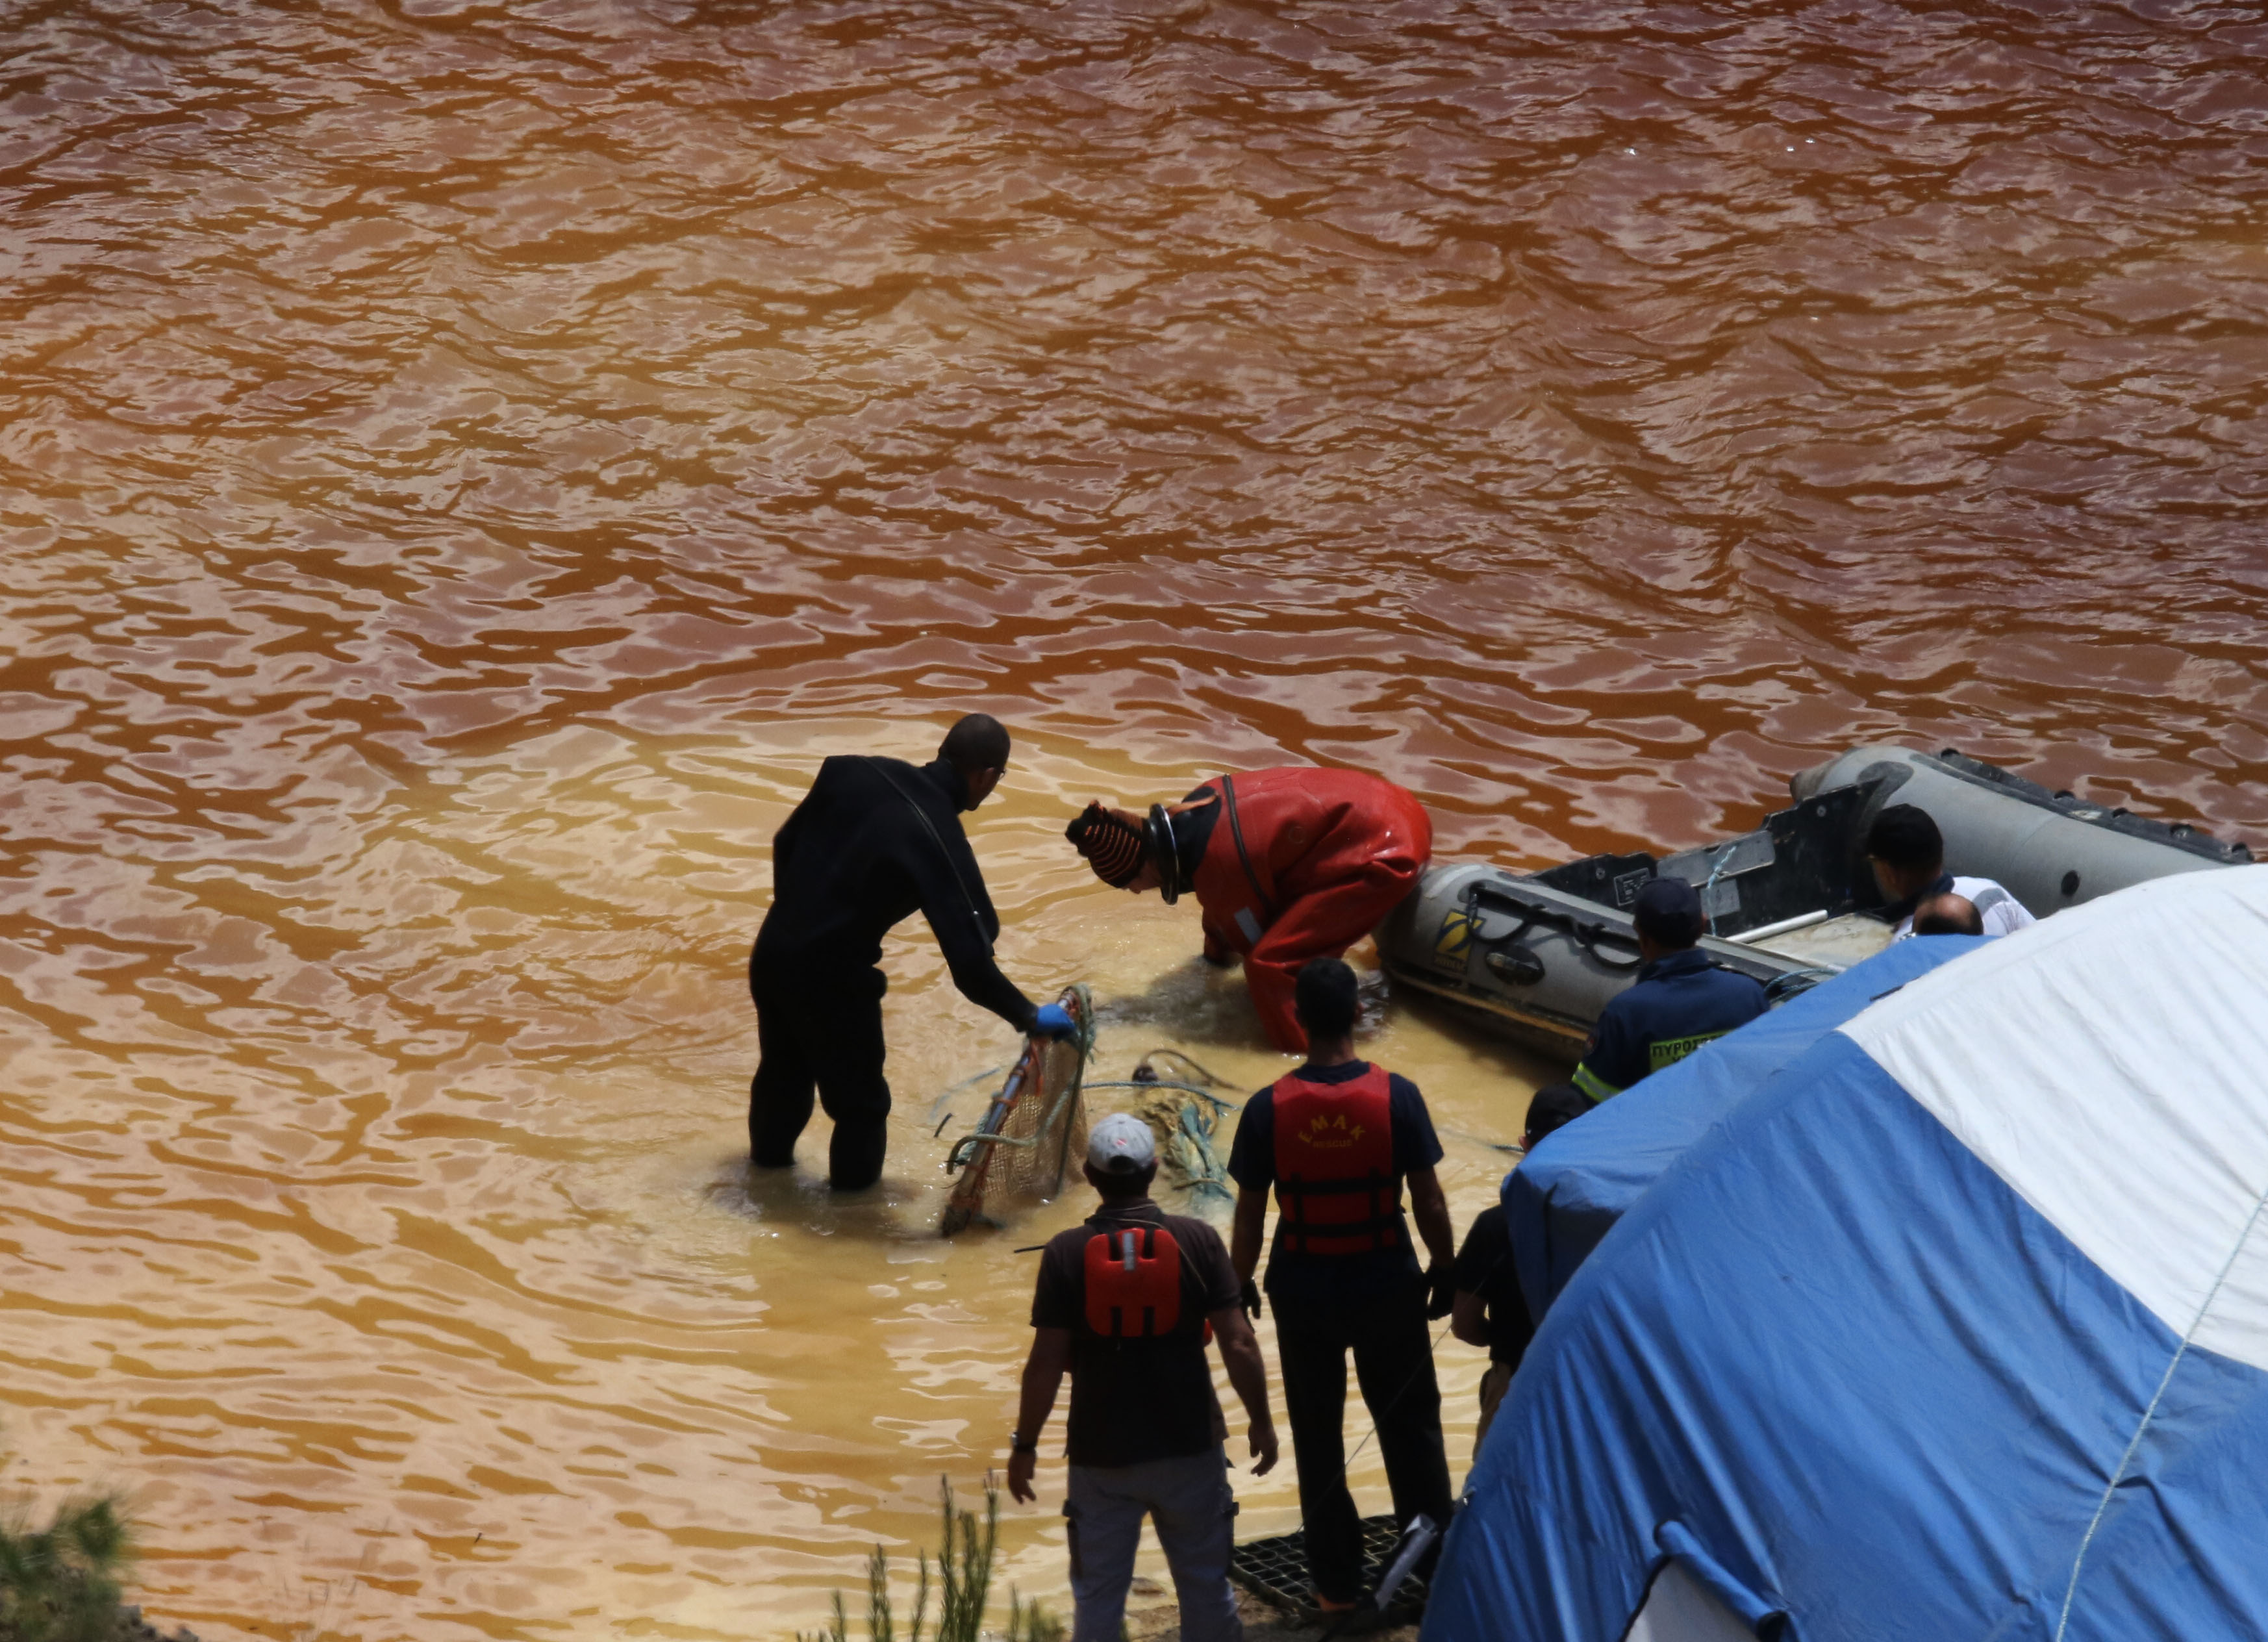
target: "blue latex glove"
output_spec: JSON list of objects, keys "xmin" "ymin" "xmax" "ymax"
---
[{"xmin": 1031, "ymin": 1003, "xmax": 1077, "ymax": 1041}]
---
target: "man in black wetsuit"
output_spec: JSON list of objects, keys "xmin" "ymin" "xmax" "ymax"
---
[{"xmin": 750, "ymin": 715, "xmax": 1073, "ymax": 1190}]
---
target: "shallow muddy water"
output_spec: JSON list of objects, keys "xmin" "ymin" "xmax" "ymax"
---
[{"xmin": 5, "ymin": 1, "xmax": 2268, "ymax": 1637}]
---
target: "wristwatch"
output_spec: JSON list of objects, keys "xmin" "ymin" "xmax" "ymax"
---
[{"xmin": 1009, "ymin": 1430, "xmax": 1038, "ymax": 1454}]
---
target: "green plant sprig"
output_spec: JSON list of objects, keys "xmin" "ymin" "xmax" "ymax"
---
[{"xmin": 798, "ymin": 1476, "xmax": 1057, "ymax": 1642}]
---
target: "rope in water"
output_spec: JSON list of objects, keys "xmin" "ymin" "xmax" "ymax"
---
[{"xmin": 1133, "ymin": 1046, "xmax": 1236, "ymax": 1087}]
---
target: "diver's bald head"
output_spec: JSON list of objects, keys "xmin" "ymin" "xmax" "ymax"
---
[
  {"xmin": 938, "ymin": 714, "xmax": 1010, "ymax": 809},
  {"xmin": 940, "ymin": 713, "xmax": 1010, "ymax": 773}
]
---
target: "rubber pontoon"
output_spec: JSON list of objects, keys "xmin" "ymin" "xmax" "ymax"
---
[{"xmin": 1379, "ymin": 744, "xmax": 2251, "ymax": 1059}]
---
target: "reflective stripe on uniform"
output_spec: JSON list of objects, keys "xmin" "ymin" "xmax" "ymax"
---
[{"xmin": 1572, "ymin": 1061, "xmax": 1622, "ymax": 1103}]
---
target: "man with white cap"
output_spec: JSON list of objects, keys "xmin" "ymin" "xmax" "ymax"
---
[{"xmin": 1009, "ymin": 1113, "xmax": 1279, "ymax": 1642}]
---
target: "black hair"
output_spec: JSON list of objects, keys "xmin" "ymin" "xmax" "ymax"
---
[
  {"xmin": 1525, "ymin": 1081, "xmax": 1590, "ymax": 1146},
  {"xmin": 1867, "ymin": 803, "xmax": 1943, "ymax": 872},
  {"xmin": 1088, "ymin": 1159, "xmax": 1157, "ymax": 1199},
  {"xmin": 939, "ymin": 713, "xmax": 1011, "ymax": 774},
  {"xmin": 1293, "ymin": 957, "xmax": 1361, "ymax": 1041}
]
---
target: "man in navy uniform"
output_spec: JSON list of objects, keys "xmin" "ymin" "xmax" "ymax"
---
[{"xmin": 1570, "ymin": 876, "xmax": 1767, "ymax": 1104}]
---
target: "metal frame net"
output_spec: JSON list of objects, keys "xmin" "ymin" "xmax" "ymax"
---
[{"xmin": 940, "ymin": 985, "xmax": 1091, "ymax": 1234}]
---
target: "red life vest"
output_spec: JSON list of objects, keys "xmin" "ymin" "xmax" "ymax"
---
[
  {"xmin": 1270, "ymin": 1064, "xmax": 1402, "ymax": 1256},
  {"xmin": 1082, "ymin": 1224, "xmax": 1187, "ymax": 1338}
]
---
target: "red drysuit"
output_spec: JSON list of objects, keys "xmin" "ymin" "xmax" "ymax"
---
[{"xmin": 1186, "ymin": 767, "xmax": 1433, "ymax": 1054}]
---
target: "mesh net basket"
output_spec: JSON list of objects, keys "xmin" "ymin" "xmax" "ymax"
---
[{"xmin": 940, "ymin": 985, "xmax": 1091, "ymax": 1235}]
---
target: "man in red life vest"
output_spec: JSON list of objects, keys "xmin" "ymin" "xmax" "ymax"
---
[
  {"xmin": 1064, "ymin": 766, "xmax": 1433, "ymax": 1054},
  {"xmin": 1009, "ymin": 1113, "xmax": 1279, "ymax": 1642},
  {"xmin": 1225, "ymin": 959, "xmax": 1457, "ymax": 1613}
]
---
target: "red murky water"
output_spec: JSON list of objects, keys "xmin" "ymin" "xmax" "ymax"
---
[{"xmin": 5, "ymin": 2, "xmax": 2267, "ymax": 1636}]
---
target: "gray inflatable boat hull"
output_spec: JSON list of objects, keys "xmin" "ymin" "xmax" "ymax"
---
[
  {"xmin": 1378, "ymin": 865, "xmax": 1818, "ymax": 1059},
  {"xmin": 1382, "ymin": 744, "xmax": 2248, "ymax": 1060},
  {"xmin": 1791, "ymin": 744, "xmax": 2244, "ymax": 914}
]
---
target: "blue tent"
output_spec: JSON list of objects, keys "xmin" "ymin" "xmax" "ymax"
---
[
  {"xmin": 1505, "ymin": 935, "xmax": 1974, "ymax": 1323},
  {"xmin": 1428, "ymin": 866, "xmax": 2268, "ymax": 1641}
]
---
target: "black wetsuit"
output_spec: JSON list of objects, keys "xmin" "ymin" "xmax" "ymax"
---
[{"xmin": 750, "ymin": 755, "xmax": 1035, "ymax": 1188}]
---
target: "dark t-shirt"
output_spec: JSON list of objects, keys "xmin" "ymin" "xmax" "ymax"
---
[
  {"xmin": 1032, "ymin": 1198, "xmax": 1239, "ymax": 1468},
  {"xmin": 1226, "ymin": 1060, "xmax": 1444, "ymax": 1317},
  {"xmin": 1452, "ymin": 1206, "xmax": 1534, "ymax": 1367}
]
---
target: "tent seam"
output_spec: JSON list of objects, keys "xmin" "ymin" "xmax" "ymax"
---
[{"xmin": 2050, "ymin": 1180, "xmax": 2268, "ymax": 1641}]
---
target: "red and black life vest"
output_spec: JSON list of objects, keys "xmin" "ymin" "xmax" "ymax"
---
[
  {"xmin": 1082, "ymin": 1224, "xmax": 1187, "ymax": 1338},
  {"xmin": 1063, "ymin": 1216, "xmax": 1220, "ymax": 1469},
  {"xmin": 1270, "ymin": 1064, "xmax": 1402, "ymax": 1256}
]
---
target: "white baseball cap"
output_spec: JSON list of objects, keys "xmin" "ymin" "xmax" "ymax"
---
[{"xmin": 1087, "ymin": 1113, "xmax": 1157, "ymax": 1174}]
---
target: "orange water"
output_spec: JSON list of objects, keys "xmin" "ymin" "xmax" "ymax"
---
[{"xmin": 5, "ymin": 3, "xmax": 2268, "ymax": 1637}]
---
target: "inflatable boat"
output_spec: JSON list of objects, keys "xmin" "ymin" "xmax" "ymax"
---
[{"xmin": 1379, "ymin": 744, "xmax": 2250, "ymax": 1059}]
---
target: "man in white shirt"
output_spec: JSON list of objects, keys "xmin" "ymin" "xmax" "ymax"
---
[{"xmin": 1866, "ymin": 803, "xmax": 2038, "ymax": 941}]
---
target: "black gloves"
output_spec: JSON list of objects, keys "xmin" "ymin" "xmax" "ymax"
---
[
  {"xmin": 1241, "ymin": 1278, "xmax": 1264, "ymax": 1322},
  {"xmin": 1424, "ymin": 1263, "xmax": 1455, "ymax": 1320}
]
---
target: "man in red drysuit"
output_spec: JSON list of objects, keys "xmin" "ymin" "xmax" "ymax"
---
[{"xmin": 1065, "ymin": 766, "xmax": 1433, "ymax": 1055}]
